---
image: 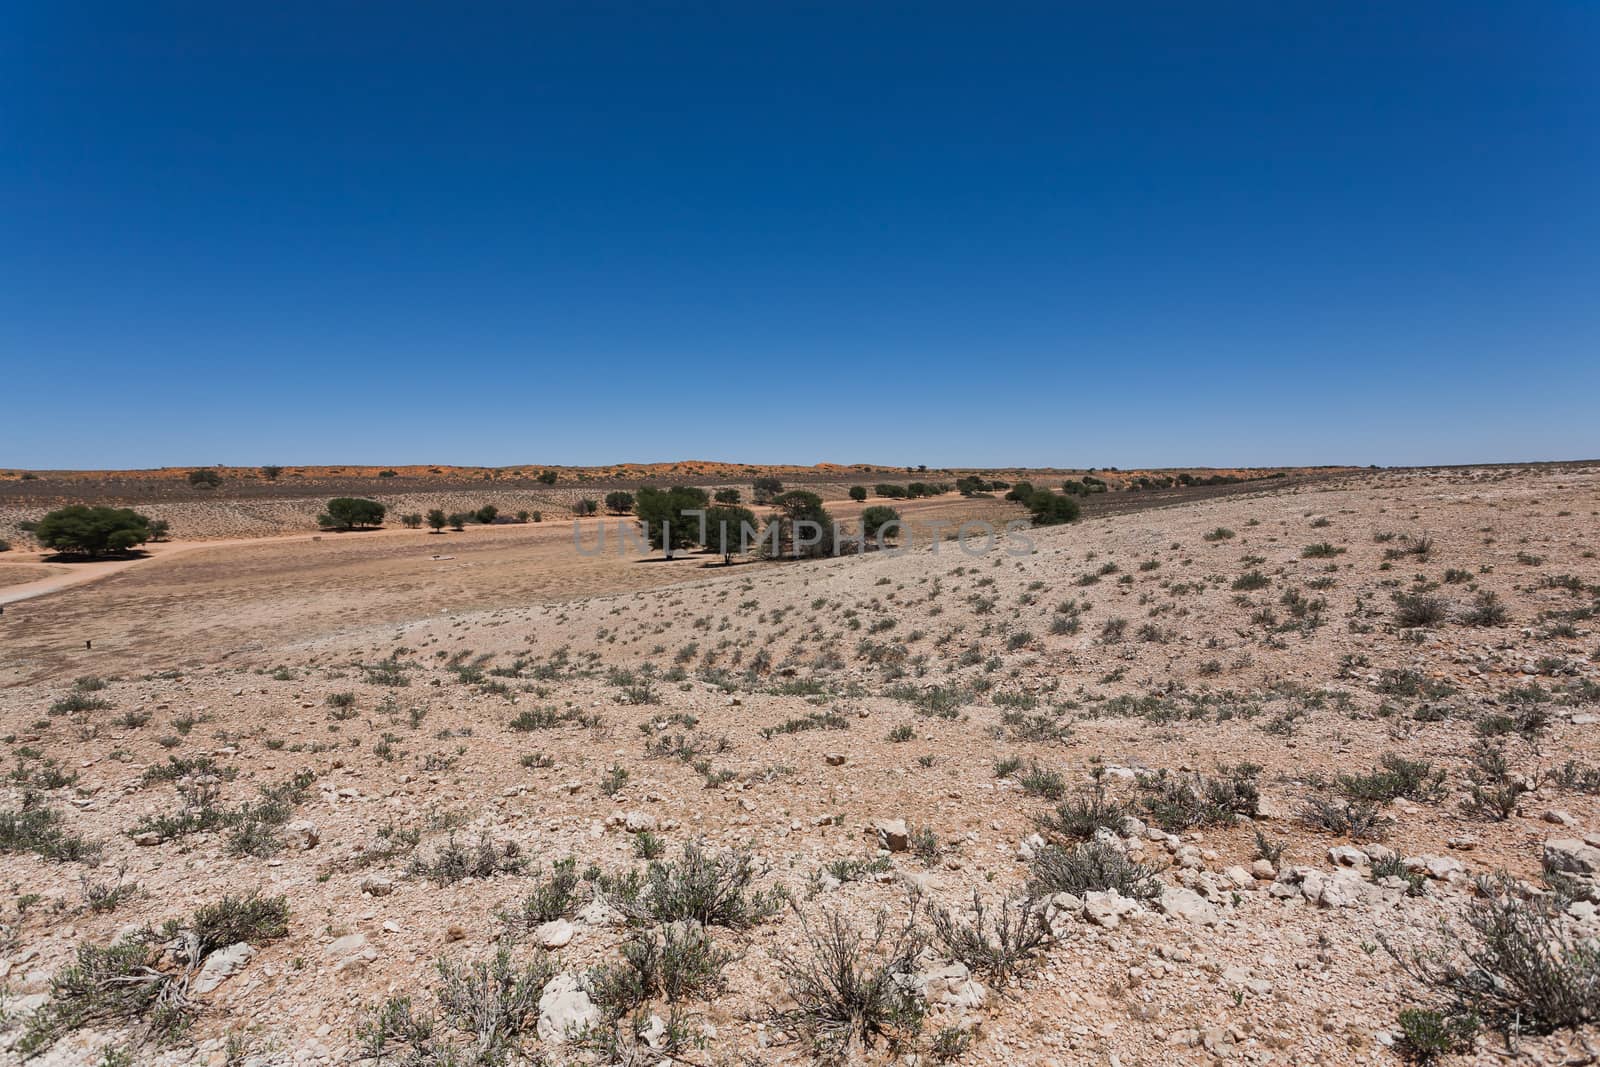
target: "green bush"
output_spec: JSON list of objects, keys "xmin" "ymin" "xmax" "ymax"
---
[
  {"xmin": 604, "ymin": 491, "xmax": 634, "ymax": 514},
  {"xmin": 1027, "ymin": 490, "xmax": 1081, "ymax": 526},
  {"xmin": 847, "ymin": 486, "xmax": 867, "ymax": 502}
]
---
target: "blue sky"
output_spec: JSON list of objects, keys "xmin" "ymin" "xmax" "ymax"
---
[{"xmin": 3, "ymin": 3, "xmax": 1596, "ymax": 469}]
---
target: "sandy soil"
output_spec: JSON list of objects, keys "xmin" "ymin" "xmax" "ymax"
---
[{"xmin": 1, "ymin": 465, "xmax": 1598, "ymax": 1067}]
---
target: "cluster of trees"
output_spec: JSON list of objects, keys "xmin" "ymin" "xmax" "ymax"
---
[
  {"xmin": 874, "ymin": 481, "xmax": 947, "ymax": 499},
  {"xmin": 418, "ymin": 506, "xmax": 540, "ymax": 532},
  {"xmin": 994, "ymin": 481, "xmax": 1081, "ymax": 525},
  {"xmin": 956, "ymin": 476, "xmax": 1003, "ymax": 496},
  {"xmin": 1061, "ymin": 476, "xmax": 1109, "ymax": 496},
  {"xmin": 316, "ymin": 497, "xmax": 387, "ymax": 530},
  {"xmin": 626, "ymin": 485, "xmax": 909, "ymax": 564},
  {"xmin": 633, "ymin": 486, "xmax": 758, "ymax": 563},
  {"xmin": 187, "ymin": 469, "xmax": 222, "ymax": 489}
]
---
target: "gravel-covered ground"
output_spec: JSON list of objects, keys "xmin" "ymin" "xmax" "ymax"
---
[{"xmin": 2, "ymin": 464, "xmax": 1598, "ymax": 1066}]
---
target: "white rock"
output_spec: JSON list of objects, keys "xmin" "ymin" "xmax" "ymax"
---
[
  {"xmin": 193, "ymin": 942, "xmax": 255, "ymax": 994},
  {"xmin": 1083, "ymin": 890, "xmax": 1143, "ymax": 929},
  {"xmin": 1545, "ymin": 838, "xmax": 1600, "ymax": 876},
  {"xmin": 327, "ymin": 933, "xmax": 367, "ymax": 958},
  {"xmin": 359, "ymin": 874, "xmax": 394, "ymax": 897},
  {"xmin": 1158, "ymin": 887, "xmax": 1218, "ymax": 925},
  {"xmin": 1424, "ymin": 856, "xmax": 1466, "ymax": 880},
  {"xmin": 537, "ymin": 973, "xmax": 598, "ymax": 1044},
  {"xmin": 535, "ymin": 919, "xmax": 575, "ymax": 949},
  {"xmin": 286, "ymin": 819, "xmax": 320, "ymax": 850},
  {"xmin": 911, "ymin": 957, "xmax": 987, "ymax": 1011},
  {"xmin": 873, "ymin": 818, "xmax": 909, "ymax": 852}
]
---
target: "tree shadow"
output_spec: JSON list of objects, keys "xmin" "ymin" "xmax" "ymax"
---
[{"xmin": 41, "ymin": 548, "xmax": 152, "ymax": 564}]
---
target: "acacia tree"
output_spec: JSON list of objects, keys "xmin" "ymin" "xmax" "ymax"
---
[
  {"xmin": 604, "ymin": 491, "xmax": 635, "ymax": 515},
  {"xmin": 427, "ymin": 509, "xmax": 448, "ymax": 533},
  {"xmin": 187, "ymin": 469, "xmax": 222, "ymax": 489},
  {"xmin": 752, "ymin": 476, "xmax": 783, "ymax": 505},
  {"xmin": 259, "ymin": 465, "xmax": 283, "ymax": 481},
  {"xmin": 703, "ymin": 504, "xmax": 758, "ymax": 565},
  {"xmin": 848, "ymin": 486, "xmax": 867, "ymax": 502},
  {"xmin": 319, "ymin": 497, "xmax": 386, "ymax": 530},
  {"xmin": 635, "ymin": 486, "xmax": 710, "ymax": 553},
  {"xmin": 764, "ymin": 490, "xmax": 837, "ymax": 559},
  {"xmin": 35, "ymin": 506, "xmax": 153, "ymax": 557},
  {"xmin": 713, "ymin": 488, "xmax": 741, "ymax": 504},
  {"xmin": 860, "ymin": 505, "xmax": 901, "ymax": 540}
]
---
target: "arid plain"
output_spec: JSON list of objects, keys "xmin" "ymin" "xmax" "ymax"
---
[{"xmin": 2, "ymin": 463, "xmax": 1598, "ymax": 1067}]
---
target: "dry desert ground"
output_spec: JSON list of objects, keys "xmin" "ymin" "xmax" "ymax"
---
[{"xmin": 2, "ymin": 466, "xmax": 1599, "ymax": 1067}]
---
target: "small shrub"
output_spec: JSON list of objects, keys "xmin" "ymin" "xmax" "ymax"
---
[
  {"xmin": 607, "ymin": 840, "xmax": 783, "ymax": 929},
  {"xmin": 510, "ymin": 857, "xmax": 583, "ymax": 927},
  {"xmin": 1393, "ymin": 592, "xmax": 1449, "ymax": 628},
  {"xmin": 411, "ymin": 835, "xmax": 526, "ymax": 884},
  {"xmin": 1028, "ymin": 840, "xmax": 1162, "ymax": 900},
  {"xmin": 1035, "ymin": 785, "xmax": 1128, "ymax": 842},
  {"xmin": 773, "ymin": 907, "xmax": 926, "ymax": 1061},
  {"xmin": 1460, "ymin": 590, "xmax": 1509, "ymax": 627},
  {"xmin": 1386, "ymin": 875, "xmax": 1598, "ymax": 1038},
  {"xmin": 929, "ymin": 892, "xmax": 1052, "ymax": 988},
  {"xmin": 1298, "ymin": 794, "xmax": 1389, "ymax": 841},
  {"xmin": 1394, "ymin": 1008, "xmax": 1477, "ymax": 1063}
]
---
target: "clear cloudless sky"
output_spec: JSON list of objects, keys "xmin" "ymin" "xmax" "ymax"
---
[{"xmin": 3, "ymin": 2, "xmax": 1597, "ymax": 469}]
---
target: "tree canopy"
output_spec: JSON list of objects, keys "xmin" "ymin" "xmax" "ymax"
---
[
  {"xmin": 35, "ymin": 505, "xmax": 154, "ymax": 557},
  {"xmin": 635, "ymin": 486, "xmax": 711, "ymax": 551},
  {"xmin": 751, "ymin": 476, "xmax": 783, "ymax": 504},
  {"xmin": 319, "ymin": 497, "xmax": 386, "ymax": 530},
  {"xmin": 703, "ymin": 504, "xmax": 758, "ymax": 564},
  {"xmin": 765, "ymin": 490, "xmax": 837, "ymax": 559},
  {"xmin": 860, "ymin": 505, "xmax": 901, "ymax": 540}
]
